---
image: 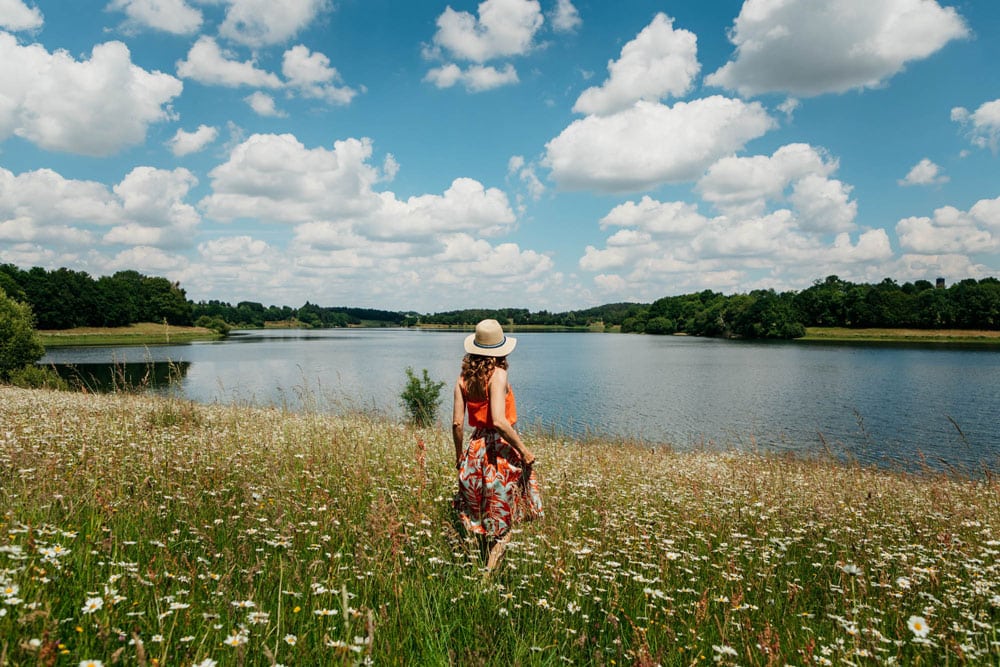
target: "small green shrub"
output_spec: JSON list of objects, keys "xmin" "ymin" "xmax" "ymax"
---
[
  {"xmin": 195, "ymin": 315, "xmax": 231, "ymax": 335},
  {"xmin": 7, "ymin": 364, "xmax": 69, "ymax": 390},
  {"xmin": 400, "ymin": 367, "xmax": 445, "ymax": 427}
]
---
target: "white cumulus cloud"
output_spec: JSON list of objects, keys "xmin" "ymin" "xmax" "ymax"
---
[
  {"xmin": 192, "ymin": 235, "xmax": 279, "ymax": 295},
  {"xmin": 177, "ymin": 40, "xmax": 360, "ymax": 105},
  {"xmin": 202, "ymin": 133, "xmax": 517, "ymax": 241},
  {"xmin": 168, "ymin": 125, "xmax": 218, "ymax": 156},
  {"xmin": 176, "ymin": 36, "xmax": 282, "ymax": 88},
  {"xmin": 428, "ymin": 0, "xmax": 544, "ymax": 63},
  {"xmin": 573, "ymin": 13, "xmax": 699, "ymax": 116},
  {"xmin": 244, "ymin": 91, "xmax": 285, "ymax": 117},
  {"xmin": 423, "ymin": 0, "xmax": 543, "ymax": 93},
  {"xmin": 0, "ymin": 167, "xmax": 119, "ymax": 228},
  {"xmin": 282, "ymin": 44, "xmax": 359, "ymax": 105},
  {"xmin": 693, "ymin": 143, "xmax": 858, "ymax": 233},
  {"xmin": 201, "ymin": 133, "xmax": 382, "ymax": 223},
  {"xmin": 952, "ymin": 99, "xmax": 1000, "ymax": 153},
  {"xmin": 897, "ymin": 197, "xmax": 1000, "ymax": 255},
  {"xmin": 433, "ymin": 234, "xmax": 552, "ymax": 280},
  {"xmin": 898, "ymin": 158, "xmax": 949, "ymax": 186},
  {"xmin": 886, "ymin": 253, "xmax": 991, "ymax": 286},
  {"xmin": 599, "ymin": 197, "xmax": 706, "ymax": 237},
  {"xmin": 0, "ymin": 165, "xmax": 200, "ymax": 254},
  {"xmin": 545, "ymin": 96, "xmax": 775, "ymax": 193},
  {"xmin": 370, "ymin": 177, "xmax": 516, "ymax": 239},
  {"xmin": 198, "ymin": 235, "xmax": 271, "ymax": 264},
  {"xmin": 185, "ymin": 131, "xmax": 559, "ymax": 310},
  {"xmin": 549, "ymin": 0, "xmax": 580, "ymax": 33},
  {"xmin": 707, "ymin": 0, "xmax": 969, "ymax": 97},
  {"xmin": 507, "ymin": 155, "xmax": 544, "ymax": 201},
  {"xmin": 104, "ymin": 167, "xmax": 200, "ymax": 249},
  {"xmin": 424, "ymin": 63, "xmax": 519, "ymax": 92},
  {"xmin": 101, "ymin": 245, "xmax": 188, "ymax": 273},
  {"xmin": 788, "ymin": 174, "xmax": 856, "ymax": 233},
  {"xmin": 578, "ymin": 152, "xmax": 887, "ymax": 303},
  {"xmin": 107, "ymin": 0, "xmax": 202, "ymax": 35},
  {"xmin": 219, "ymin": 0, "xmax": 329, "ymax": 48},
  {"xmin": 0, "ymin": 0, "xmax": 43, "ymax": 30},
  {"xmin": 0, "ymin": 34, "xmax": 181, "ymax": 156},
  {"xmin": 697, "ymin": 143, "xmax": 837, "ymax": 216},
  {"xmin": 582, "ymin": 202, "xmax": 893, "ymax": 300},
  {"xmin": 114, "ymin": 167, "xmax": 198, "ymax": 226}
]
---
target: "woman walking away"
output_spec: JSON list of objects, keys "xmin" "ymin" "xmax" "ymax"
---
[{"xmin": 452, "ymin": 319, "xmax": 543, "ymax": 570}]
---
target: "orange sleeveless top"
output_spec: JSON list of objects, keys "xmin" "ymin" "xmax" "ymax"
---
[{"xmin": 461, "ymin": 378, "xmax": 517, "ymax": 429}]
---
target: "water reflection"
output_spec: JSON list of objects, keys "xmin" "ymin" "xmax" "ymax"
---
[{"xmin": 49, "ymin": 360, "xmax": 191, "ymax": 393}]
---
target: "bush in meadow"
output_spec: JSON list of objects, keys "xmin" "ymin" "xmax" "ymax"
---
[{"xmin": 400, "ymin": 366, "xmax": 445, "ymax": 427}]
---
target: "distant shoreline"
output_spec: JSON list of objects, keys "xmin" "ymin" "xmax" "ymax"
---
[{"xmin": 37, "ymin": 323, "xmax": 1000, "ymax": 348}]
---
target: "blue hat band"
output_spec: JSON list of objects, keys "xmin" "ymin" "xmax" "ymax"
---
[{"xmin": 475, "ymin": 336, "xmax": 507, "ymax": 349}]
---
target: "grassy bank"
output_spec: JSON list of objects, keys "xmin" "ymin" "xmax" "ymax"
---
[
  {"xmin": 801, "ymin": 327, "xmax": 1000, "ymax": 345},
  {"xmin": 39, "ymin": 322, "xmax": 222, "ymax": 347},
  {"xmin": 0, "ymin": 387, "xmax": 997, "ymax": 666}
]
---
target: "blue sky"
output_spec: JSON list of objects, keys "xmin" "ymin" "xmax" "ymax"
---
[{"xmin": 1, "ymin": 0, "xmax": 998, "ymax": 313}]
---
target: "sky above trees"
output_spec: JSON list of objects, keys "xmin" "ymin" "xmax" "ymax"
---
[{"xmin": 1, "ymin": 0, "xmax": 998, "ymax": 311}]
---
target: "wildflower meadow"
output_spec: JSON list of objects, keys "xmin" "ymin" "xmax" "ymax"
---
[{"xmin": 1, "ymin": 385, "xmax": 998, "ymax": 665}]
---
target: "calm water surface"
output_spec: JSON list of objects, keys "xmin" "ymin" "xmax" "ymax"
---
[{"xmin": 41, "ymin": 329, "xmax": 1000, "ymax": 472}]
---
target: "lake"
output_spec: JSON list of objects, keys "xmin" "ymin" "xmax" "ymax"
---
[{"xmin": 40, "ymin": 329, "xmax": 1000, "ymax": 473}]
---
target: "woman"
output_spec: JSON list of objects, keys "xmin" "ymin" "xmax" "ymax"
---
[{"xmin": 452, "ymin": 319, "xmax": 543, "ymax": 569}]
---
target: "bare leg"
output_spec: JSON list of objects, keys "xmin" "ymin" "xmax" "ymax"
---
[{"xmin": 486, "ymin": 532, "xmax": 512, "ymax": 571}]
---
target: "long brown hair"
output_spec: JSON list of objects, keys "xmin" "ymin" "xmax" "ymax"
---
[{"xmin": 461, "ymin": 354, "xmax": 508, "ymax": 400}]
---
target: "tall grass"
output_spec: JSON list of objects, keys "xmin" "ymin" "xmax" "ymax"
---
[{"xmin": 1, "ymin": 386, "xmax": 998, "ymax": 666}]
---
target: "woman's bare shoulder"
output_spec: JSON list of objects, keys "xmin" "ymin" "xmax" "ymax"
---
[{"xmin": 490, "ymin": 367, "xmax": 509, "ymax": 385}]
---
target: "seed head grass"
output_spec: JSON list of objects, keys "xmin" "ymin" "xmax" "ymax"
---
[{"xmin": 1, "ymin": 386, "xmax": 998, "ymax": 665}]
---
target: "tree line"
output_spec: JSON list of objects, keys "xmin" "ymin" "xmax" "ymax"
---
[
  {"xmin": 0, "ymin": 265, "xmax": 408, "ymax": 332},
  {"xmin": 4, "ymin": 263, "xmax": 1000, "ymax": 340},
  {"xmin": 0, "ymin": 265, "xmax": 193, "ymax": 329},
  {"xmin": 418, "ymin": 276, "xmax": 1000, "ymax": 339},
  {"xmin": 191, "ymin": 300, "xmax": 407, "ymax": 329}
]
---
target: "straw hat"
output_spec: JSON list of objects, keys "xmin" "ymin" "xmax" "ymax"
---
[{"xmin": 464, "ymin": 319, "xmax": 517, "ymax": 357}]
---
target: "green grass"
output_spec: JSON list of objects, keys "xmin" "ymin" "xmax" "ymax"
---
[
  {"xmin": 801, "ymin": 326, "xmax": 1000, "ymax": 345},
  {"xmin": 38, "ymin": 323, "xmax": 222, "ymax": 347},
  {"xmin": 1, "ymin": 386, "xmax": 998, "ymax": 666}
]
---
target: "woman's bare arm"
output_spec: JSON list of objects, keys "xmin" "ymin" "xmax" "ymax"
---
[
  {"xmin": 488, "ymin": 368, "xmax": 534, "ymax": 465},
  {"xmin": 451, "ymin": 379, "xmax": 465, "ymax": 467}
]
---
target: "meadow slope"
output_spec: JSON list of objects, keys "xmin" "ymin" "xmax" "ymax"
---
[{"xmin": 0, "ymin": 386, "xmax": 998, "ymax": 665}]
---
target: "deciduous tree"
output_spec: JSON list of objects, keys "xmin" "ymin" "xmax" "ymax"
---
[{"xmin": 0, "ymin": 288, "xmax": 45, "ymax": 380}]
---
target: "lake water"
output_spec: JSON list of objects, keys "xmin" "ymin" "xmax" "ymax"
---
[{"xmin": 40, "ymin": 329, "xmax": 1000, "ymax": 473}]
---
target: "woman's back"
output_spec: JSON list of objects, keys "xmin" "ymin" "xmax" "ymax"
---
[{"xmin": 461, "ymin": 372, "xmax": 517, "ymax": 428}]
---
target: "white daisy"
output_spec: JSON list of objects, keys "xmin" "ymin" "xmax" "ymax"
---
[
  {"xmin": 81, "ymin": 597, "xmax": 104, "ymax": 614},
  {"xmin": 907, "ymin": 615, "xmax": 930, "ymax": 638}
]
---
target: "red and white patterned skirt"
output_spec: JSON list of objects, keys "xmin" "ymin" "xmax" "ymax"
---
[{"xmin": 454, "ymin": 427, "xmax": 543, "ymax": 538}]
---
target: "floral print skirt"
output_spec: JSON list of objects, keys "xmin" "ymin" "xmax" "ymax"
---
[{"xmin": 454, "ymin": 427, "xmax": 543, "ymax": 538}]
